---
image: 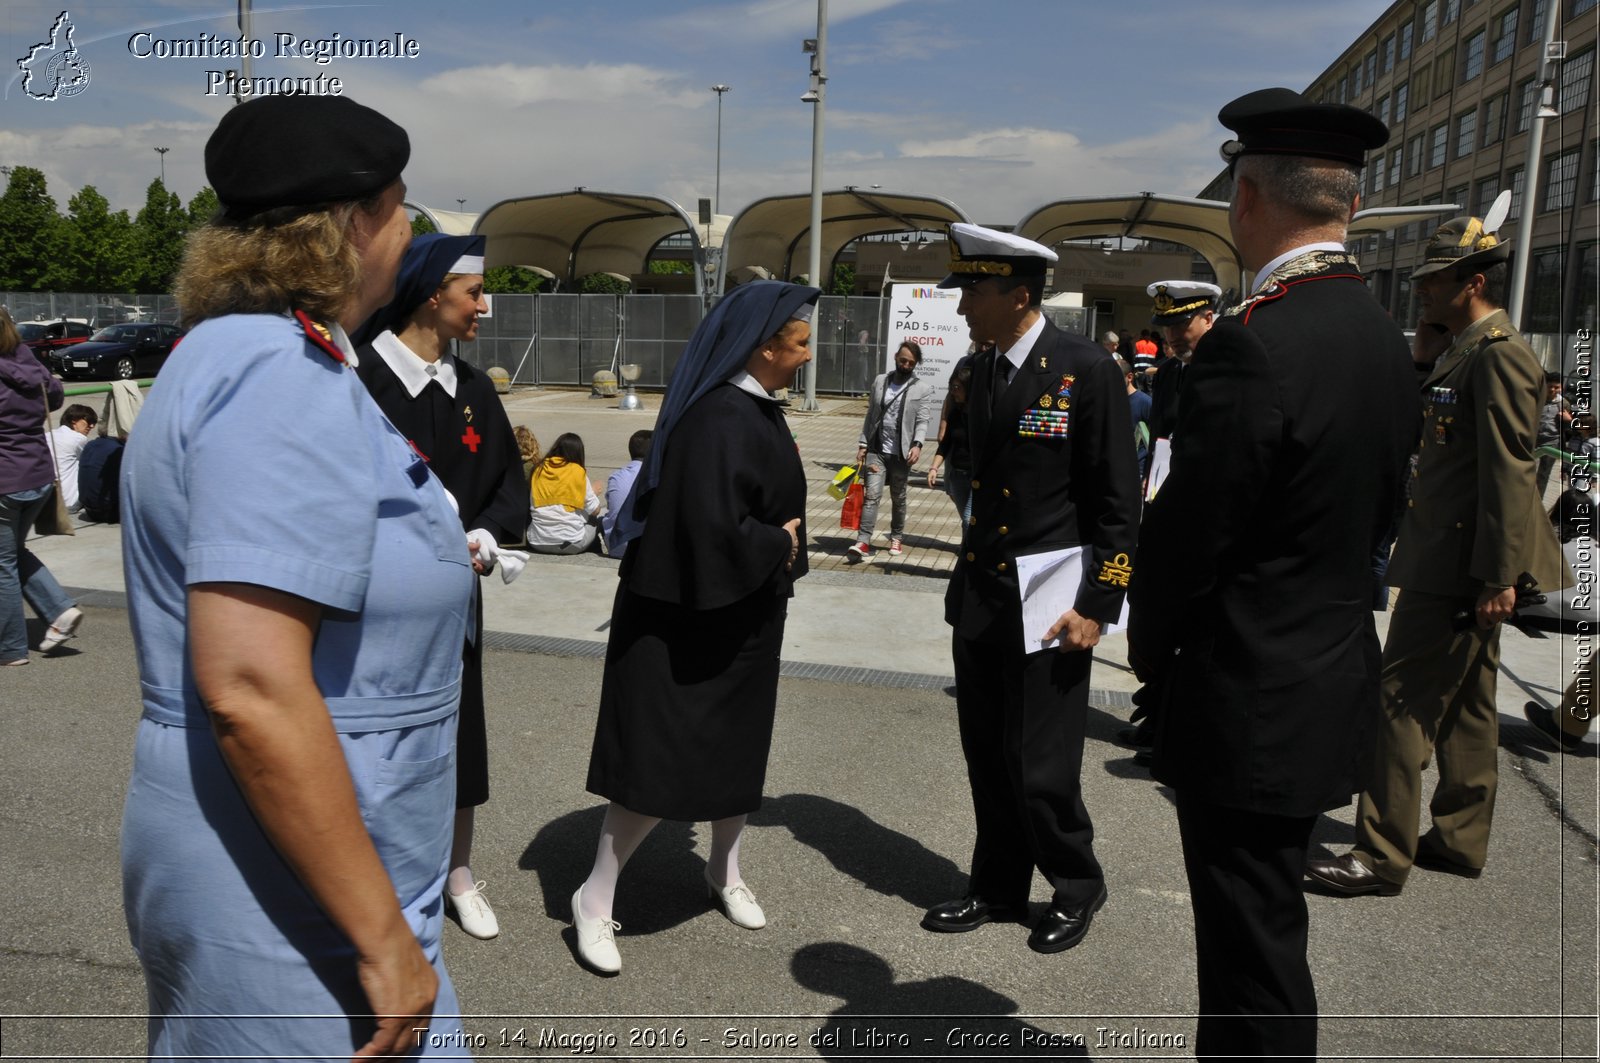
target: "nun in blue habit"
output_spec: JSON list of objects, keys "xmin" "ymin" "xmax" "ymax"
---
[
  {"xmin": 354, "ymin": 232, "xmax": 528, "ymax": 941},
  {"xmin": 572, "ymin": 280, "xmax": 820, "ymax": 975}
]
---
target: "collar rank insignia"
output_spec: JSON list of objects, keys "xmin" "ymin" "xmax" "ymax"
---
[
  {"xmin": 1098, "ymin": 552, "xmax": 1133, "ymax": 588},
  {"xmin": 294, "ymin": 309, "xmax": 345, "ymax": 365}
]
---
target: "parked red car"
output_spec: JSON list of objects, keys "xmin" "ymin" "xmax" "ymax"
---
[{"xmin": 17, "ymin": 320, "xmax": 94, "ymax": 358}]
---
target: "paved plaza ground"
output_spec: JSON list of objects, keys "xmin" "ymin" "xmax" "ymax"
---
[{"xmin": 2, "ymin": 387, "xmax": 1596, "ymax": 1060}]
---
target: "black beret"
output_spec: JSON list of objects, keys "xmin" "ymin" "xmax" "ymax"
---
[
  {"xmin": 1218, "ymin": 87, "xmax": 1389, "ymax": 169},
  {"xmin": 205, "ymin": 95, "xmax": 409, "ymax": 218}
]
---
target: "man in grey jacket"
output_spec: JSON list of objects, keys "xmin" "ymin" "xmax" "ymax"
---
[{"xmin": 850, "ymin": 341, "xmax": 934, "ymax": 560}]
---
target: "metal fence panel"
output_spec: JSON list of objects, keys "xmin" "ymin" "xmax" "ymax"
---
[{"xmin": 11, "ymin": 291, "xmax": 1098, "ymax": 396}]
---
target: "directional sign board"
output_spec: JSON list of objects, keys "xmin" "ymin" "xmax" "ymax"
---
[{"xmin": 884, "ymin": 283, "xmax": 970, "ymax": 404}]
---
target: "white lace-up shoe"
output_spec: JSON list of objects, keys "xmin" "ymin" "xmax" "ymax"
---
[
  {"xmin": 704, "ymin": 868, "xmax": 767, "ymax": 929},
  {"xmin": 571, "ymin": 885, "xmax": 621, "ymax": 974},
  {"xmin": 446, "ymin": 881, "xmax": 499, "ymax": 939}
]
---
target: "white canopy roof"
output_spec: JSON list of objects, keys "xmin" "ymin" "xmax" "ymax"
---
[
  {"xmin": 720, "ymin": 189, "xmax": 969, "ymax": 294},
  {"xmin": 1016, "ymin": 193, "xmax": 1460, "ymax": 293},
  {"xmin": 473, "ymin": 190, "xmax": 705, "ymax": 296}
]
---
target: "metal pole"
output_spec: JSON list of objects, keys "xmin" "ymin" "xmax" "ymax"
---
[
  {"xmin": 801, "ymin": 0, "xmax": 827, "ymax": 412},
  {"xmin": 1507, "ymin": 6, "xmax": 1563, "ymax": 330},
  {"xmin": 711, "ymin": 84, "xmax": 730, "ymax": 215},
  {"xmin": 153, "ymin": 147, "xmax": 168, "ymax": 184},
  {"xmin": 236, "ymin": 0, "xmax": 252, "ymax": 104}
]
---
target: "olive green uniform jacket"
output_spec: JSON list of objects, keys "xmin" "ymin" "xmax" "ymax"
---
[{"xmin": 1386, "ymin": 308, "xmax": 1570, "ymax": 598}]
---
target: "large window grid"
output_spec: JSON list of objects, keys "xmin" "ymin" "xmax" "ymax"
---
[
  {"xmin": 1423, "ymin": 0, "xmax": 1440, "ymax": 40},
  {"xmin": 1545, "ymin": 148, "xmax": 1581, "ymax": 211},
  {"xmin": 1428, "ymin": 123, "xmax": 1449, "ymax": 168},
  {"xmin": 1408, "ymin": 133, "xmax": 1426, "ymax": 176},
  {"xmin": 1463, "ymin": 29, "xmax": 1487, "ymax": 81},
  {"xmin": 1396, "ymin": 81, "xmax": 1411, "ymax": 121},
  {"xmin": 1365, "ymin": 51, "xmax": 1379, "ymax": 87},
  {"xmin": 1382, "ymin": 33, "xmax": 1397, "ymax": 73},
  {"xmin": 1481, "ymin": 93, "xmax": 1507, "ymax": 146},
  {"xmin": 1527, "ymin": 0, "xmax": 1548, "ymax": 46},
  {"xmin": 1380, "ymin": 94, "xmax": 1392, "ymax": 125},
  {"xmin": 1577, "ymin": 0, "xmax": 1598, "ymax": 17},
  {"xmin": 1516, "ymin": 76, "xmax": 1538, "ymax": 131},
  {"xmin": 1527, "ymin": 248, "xmax": 1564, "ymax": 333},
  {"xmin": 1491, "ymin": 6, "xmax": 1519, "ymax": 65},
  {"xmin": 1559, "ymin": 49, "xmax": 1595, "ymax": 115},
  {"xmin": 1509, "ymin": 166, "xmax": 1526, "ymax": 219},
  {"xmin": 1444, "ymin": 0, "xmax": 1461, "ymax": 23},
  {"xmin": 1476, "ymin": 173, "xmax": 1502, "ymax": 213},
  {"xmin": 1435, "ymin": 51, "xmax": 1456, "ymax": 97},
  {"xmin": 1400, "ymin": 20, "xmax": 1415, "ymax": 60},
  {"xmin": 1456, "ymin": 109, "xmax": 1477, "ymax": 156},
  {"xmin": 1577, "ymin": 242, "xmax": 1598, "ymax": 331},
  {"xmin": 1391, "ymin": 147, "xmax": 1404, "ymax": 187}
]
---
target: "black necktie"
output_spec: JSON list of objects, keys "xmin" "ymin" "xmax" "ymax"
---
[{"xmin": 991, "ymin": 354, "xmax": 1011, "ymax": 412}]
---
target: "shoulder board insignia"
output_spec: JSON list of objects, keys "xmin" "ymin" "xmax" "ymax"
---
[{"xmin": 294, "ymin": 309, "xmax": 345, "ymax": 365}]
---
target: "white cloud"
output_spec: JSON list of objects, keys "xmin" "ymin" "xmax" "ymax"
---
[{"xmin": 421, "ymin": 62, "xmax": 705, "ymax": 108}]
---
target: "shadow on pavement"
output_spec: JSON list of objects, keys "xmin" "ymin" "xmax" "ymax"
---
[{"xmin": 792, "ymin": 942, "xmax": 1090, "ymax": 1058}]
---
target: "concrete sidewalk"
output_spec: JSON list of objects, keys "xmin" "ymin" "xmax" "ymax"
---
[{"xmin": 6, "ymin": 385, "xmax": 1596, "ymax": 1058}]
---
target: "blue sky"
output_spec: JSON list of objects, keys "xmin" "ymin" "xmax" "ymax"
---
[{"xmin": 1, "ymin": 1, "xmax": 1392, "ymax": 224}]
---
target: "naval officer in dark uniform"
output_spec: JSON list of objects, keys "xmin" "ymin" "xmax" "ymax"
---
[
  {"xmin": 1145, "ymin": 280, "xmax": 1221, "ymax": 443},
  {"xmin": 1129, "ymin": 89, "xmax": 1416, "ymax": 1059},
  {"xmin": 922, "ymin": 223, "xmax": 1140, "ymax": 954}
]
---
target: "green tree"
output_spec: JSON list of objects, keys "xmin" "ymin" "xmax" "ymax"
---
[
  {"xmin": 130, "ymin": 179, "xmax": 186, "ymax": 294},
  {"xmin": 57, "ymin": 185, "xmax": 136, "ymax": 291},
  {"xmin": 186, "ymin": 186, "xmax": 220, "ymax": 227},
  {"xmin": 830, "ymin": 262, "xmax": 856, "ymax": 296},
  {"xmin": 579, "ymin": 272, "xmax": 630, "ymax": 294},
  {"xmin": 648, "ymin": 259, "xmax": 693, "ymax": 275},
  {"xmin": 0, "ymin": 166, "xmax": 63, "ymax": 291},
  {"xmin": 484, "ymin": 265, "xmax": 546, "ymax": 293},
  {"xmin": 411, "ymin": 213, "xmax": 437, "ymax": 236}
]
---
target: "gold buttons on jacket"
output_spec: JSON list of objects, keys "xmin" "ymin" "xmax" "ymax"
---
[
  {"xmin": 965, "ymin": 552, "xmax": 975, "ymax": 562},
  {"xmin": 1455, "ymin": 521, "xmax": 1464, "ymax": 528},
  {"xmin": 997, "ymin": 562, "xmax": 1009, "ymax": 572},
  {"xmin": 998, "ymin": 526, "xmax": 1009, "ymax": 535},
  {"xmin": 1002, "ymin": 488, "xmax": 1012, "ymax": 498},
  {"xmin": 968, "ymin": 515, "xmax": 977, "ymax": 526},
  {"xmin": 971, "ymin": 478, "xmax": 981, "ymax": 489}
]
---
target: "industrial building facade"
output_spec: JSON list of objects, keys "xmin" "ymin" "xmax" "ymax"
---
[{"xmin": 1205, "ymin": 0, "xmax": 1597, "ymax": 348}]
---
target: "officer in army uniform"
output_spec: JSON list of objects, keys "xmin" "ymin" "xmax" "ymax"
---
[
  {"xmin": 923, "ymin": 223, "xmax": 1140, "ymax": 955},
  {"xmin": 1307, "ymin": 198, "xmax": 1571, "ymax": 896}
]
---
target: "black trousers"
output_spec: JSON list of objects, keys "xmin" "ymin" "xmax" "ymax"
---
[
  {"xmin": 951, "ymin": 632, "xmax": 1102, "ymax": 907},
  {"xmin": 1174, "ymin": 790, "xmax": 1318, "ymax": 1061}
]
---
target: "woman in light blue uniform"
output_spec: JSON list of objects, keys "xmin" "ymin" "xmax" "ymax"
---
[{"xmin": 119, "ymin": 95, "xmax": 476, "ymax": 1059}]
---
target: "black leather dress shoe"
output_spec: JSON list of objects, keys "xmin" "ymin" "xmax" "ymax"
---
[
  {"xmin": 1524, "ymin": 701, "xmax": 1591, "ymax": 756},
  {"xmin": 921, "ymin": 895, "xmax": 1027, "ymax": 933},
  {"xmin": 1304, "ymin": 853, "xmax": 1402, "ymax": 896},
  {"xmin": 1026, "ymin": 885, "xmax": 1107, "ymax": 954},
  {"xmin": 1413, "ymin": 837, "xmax": 1483, "ymax": 879}
]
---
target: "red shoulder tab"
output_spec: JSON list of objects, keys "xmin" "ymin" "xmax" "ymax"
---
[{"xmin": 293, "ymin": 309, "xmax": 346, "ymax": 364}]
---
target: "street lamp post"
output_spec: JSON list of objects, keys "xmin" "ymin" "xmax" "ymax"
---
[
  {"xmin": 154, "ymin": 146, "xmax": 169, "ymax": 184},
  {"xmin": 800, "ymin": 0, "xmax": 827, "ymax": 412},
  {"xmin": 710, "ymin": 84, "xmax": 730, "ymax": 216}
]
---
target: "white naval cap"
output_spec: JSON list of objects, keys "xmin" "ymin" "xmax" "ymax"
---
[
  {"xmin": 1147, "ymin": 280, "xmax": 1223, "ymax": 325},
  {"xmin": 937, "ymin": 222, "xmax": 1057, "ymax": 289}
]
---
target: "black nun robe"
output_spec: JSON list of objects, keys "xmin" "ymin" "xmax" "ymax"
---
[{"xmin": 585, "ymin": 281, "xmax": 818, "ymax": 821}]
